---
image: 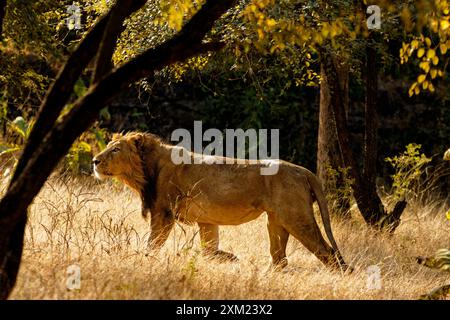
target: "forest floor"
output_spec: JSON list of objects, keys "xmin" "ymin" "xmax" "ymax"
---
[{"xmin": 3, "ymin": 175, "xmax": 449, "ymax": 299}]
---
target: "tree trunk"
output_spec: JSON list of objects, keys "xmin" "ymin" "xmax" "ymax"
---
[
  {"xmin": 362, "ymin": 40, "xmax": 407, "ymax": 228},
  {"xmin": 317, "ymin": 56, "xmax": 350, "ymax": 217},
  {"xmin": 361, "ymin": 41, "xmax": 385, "ymax": 224},
  {"xmin": 0, "ymin": 1, "xmax": 147, "ymax": 300},
  {"xmin": 0, "ymin": 0, "xmax": 236, "ymax": 300},
  {"xmin": 319, "ymin": 47, "xmax": 406, "ymax": 230},
  {"xmin": 0, "ymin": 0, "xmax": 6, "ymax": 41}
]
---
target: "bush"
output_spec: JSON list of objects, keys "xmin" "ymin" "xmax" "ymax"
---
[{"xmin": 384, "ymin": 143, "xmax": 433, "ymax": 205}]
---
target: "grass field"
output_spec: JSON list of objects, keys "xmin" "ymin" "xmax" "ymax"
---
[{"xmin": 3, "ymin": 175, "xmax": 449, "ymax": 300}]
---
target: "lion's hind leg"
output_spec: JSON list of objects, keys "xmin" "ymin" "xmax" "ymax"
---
[
  {"xmin": 267, "ymin": 214, "xmax": 289, "ymax": 269},
  {"xmin": 277, "ymin": 208, "xmax": 341, "ymax": 270},
  {"xmin": 198, "ymin": 223, "xmax": 238, "ymax": 262}
]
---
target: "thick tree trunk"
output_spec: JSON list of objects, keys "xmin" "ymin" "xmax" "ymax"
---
[
  {"xmin": 364, "ymin": 45, "xmax": 378, "ymax": 184},
  {"xmin": 317, "ymin": 57, "xmax": 350, "ymax": 216},
  {"xmin": 0, "ymin": 0, "xmax": 236, "ymax": 300},
  {"xmin": 362, "ymin": 41, "xmax": 407, "ymax": 227},
  {"xmin": 319, "ymin": 47, "xmax": 406, "ymax": 229},
  {"xmin": 361, "ymin": 42, "xmax": 385, "ymax": 225}
]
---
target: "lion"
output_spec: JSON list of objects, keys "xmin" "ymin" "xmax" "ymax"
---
[{"xmin": 93, "ymin": 132, "xmax": 349, "ymax": 271}]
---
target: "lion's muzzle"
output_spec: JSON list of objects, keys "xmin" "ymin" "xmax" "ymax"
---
[{"xmin": 92, "ymin": 157, "xmax": 110, "ymax": 180}]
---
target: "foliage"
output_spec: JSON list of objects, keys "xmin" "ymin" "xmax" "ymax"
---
[
  {"xmin": 399, "ymin": 0, "xmax": 449, "ymax": 96},
  {"xmin": 242, "ymin": 0, "xmax": 449, "ymax": 96},
  {"xmin": 65, "ymin": 127, "xmax": 108, "ymax": 176},
  {"xmin": 0, "ymin": 116, "xmax": 108, "ymax": 176},
  {"xmin": 385, "ymin": 143, "xmax": 432, "ymax": 202},
  {"xmin": 323, "ymin": 163, "xmax": 354, "ymax": 214},
  {"xmin": 0, "ymin": 116, "xmax": 34, "ymax": 157},
  {"xmin": 66, "ymin": 140, "xmax": 92, "ymax": 175}
]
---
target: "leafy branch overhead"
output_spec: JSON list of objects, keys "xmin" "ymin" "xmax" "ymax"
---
[{"xmin": 242, "ymin": 0, "xmax": 449, "ymax": 94}]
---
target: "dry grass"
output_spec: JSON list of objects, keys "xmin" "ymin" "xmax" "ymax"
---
[{"xmin": 2, "ymin": 175, "xmax": 449, "ymax": 300}]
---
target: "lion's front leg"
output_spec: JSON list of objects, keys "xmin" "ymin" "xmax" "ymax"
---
[
  {"xmin": 198, "ymin": 223, "xmax": 238, "ymax": 262},
  {"xmin": 147, "ymin": 208, "xmax": 174, "ymax": 250}
]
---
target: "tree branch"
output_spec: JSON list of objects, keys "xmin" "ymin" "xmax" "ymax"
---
[
  {"xmin": 10, "ymin": 0, "xmax": 146, "ymax": 186},
  {"xmin": 92, "ymin": 0, "xmax": 147, "ymax": 83}
]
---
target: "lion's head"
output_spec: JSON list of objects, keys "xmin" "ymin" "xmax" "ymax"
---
[{"xmin": 93, "ymin": 132, "xmax": 149, "ymax": 191}]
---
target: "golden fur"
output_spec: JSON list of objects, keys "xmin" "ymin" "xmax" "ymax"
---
[{"xmin": 93, "ymin": 132, "xmax": 349, "ymax": 270}]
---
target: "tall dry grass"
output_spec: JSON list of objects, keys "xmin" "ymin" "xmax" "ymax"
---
[{"xmin": 1, "ymin": 175, "xmax": 449, "ymax": 300}]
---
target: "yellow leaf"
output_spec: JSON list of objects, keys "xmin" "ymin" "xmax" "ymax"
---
[
  {"xmin": 441, "ymin": 20, "xmax": 449, "ymax": 31},
  {"xmin": 444, "ymin": 149, "xmax": 450, "ymax": 161},
  {"xmin": 330, "ymin": 26, "xmax": 338, "ymax": 37},
  {"xmin": 430, "ymin": 19, "xmax": 439, "ymax": 32},
  {"xmin": 408, "ymin": 83, "xmax": 417, "ymax": 97},
  {"xmin": 414, "ymin": 86, "xmax": 420, "ymax": 95},
  {"xmin": 428, "ymin": 83, "xmax": 435, "ymax": 92},
  {"xmin": 425, "ymin": 37, "xmax": 432, "ymax": 47},
  {"xmin": 265, "ymin": 18, "xmax": 276, "ymax": 28},
  {"xmin": 430, "ymin": 69, "xmax": 438, "ymax": 79},
  {"xmin": 432, "ymin": 56, "xmax": 439, "ymax": 66},
  {"xmin": 447, "ymin": 210, "xmax": 450, "ymax": 220},
  {"xmin": 420, "ymin": 61, "xmax": 430, "ymax": 73},
  {"xmin": 418, "ymin": 74, "xmax": 426, "ymax": 83},
  {"xmin": 440, "ymin": 43, "xmax": 447, "ymax": 54},
  {"xmin": 257, "ymin": 28, "xmax": 264, "ymax": 40},
  {"xmin": 427, "ymin": 49, "xmax": 436, "ymax": 59},
  {"xmin": 411, "ymin": 40, "xmax": 419, "ymax": 49},
  {"xmin": 417, "ymin": 48, "xmax": 425, "ymax": 58},
  {"xmin": 422, "ymin": 81, "xmax": 429, "ymax": 90}
]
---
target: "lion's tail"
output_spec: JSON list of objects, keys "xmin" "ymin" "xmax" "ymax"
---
[{"xmin": 306, "ymin": 172, "xmax": 344, "ymax": 261}]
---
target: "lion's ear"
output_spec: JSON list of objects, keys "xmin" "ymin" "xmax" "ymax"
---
[{"xmin": 128, "ymin": 133, "xmax": 145, "ymax": 149}]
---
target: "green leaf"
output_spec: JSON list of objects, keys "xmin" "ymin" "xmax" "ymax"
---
[
  {"xmin": 93, "ymin": 129, "xmax": 107, "ymax": 150},
  {"xmin": 74, "ymin": 78, "xmax": 87, "ymax": 98}
]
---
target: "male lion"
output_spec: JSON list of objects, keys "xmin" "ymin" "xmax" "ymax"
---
[{"xmin": 93, "ymin": 132, "xmax": 349, "ymax": 270}]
